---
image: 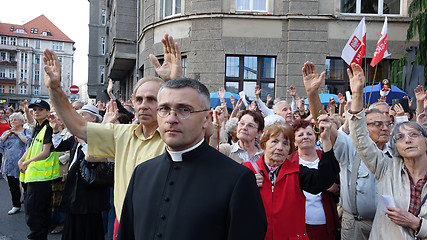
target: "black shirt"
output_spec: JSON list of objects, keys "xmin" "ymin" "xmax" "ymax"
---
[{"xmin": 31, "ymin": 119, "xmax": 53, "ymax": 146}]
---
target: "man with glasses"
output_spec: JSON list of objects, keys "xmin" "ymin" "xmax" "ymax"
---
[
  {"xmin": 303, "ymin": 61, "xmax": 393, "ymax": 240},
  {"xmin": 43, "ymin": 34, "xmax": 182, "ymax": 235},
  {"xmin": 117, "ymin": 78, "xmax": 267, "ymax": 239}
]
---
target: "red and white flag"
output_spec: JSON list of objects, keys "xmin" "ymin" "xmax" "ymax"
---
[
  {"xmin": 341, "ymin": 17, "xmax": 366, "ymax": 66},
  {"xmin": 370, "ymin": 17, "xmax": 391, "ymax": 67}
]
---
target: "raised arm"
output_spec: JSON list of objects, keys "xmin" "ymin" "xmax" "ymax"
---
[
  {"xmin": 43, "ymin": 49, "xmax": 88, "ymax": 141},
  {"xmin": 348, "ymin": 63, "xmax": 365, "ymax": 113},
  {"xmin": 149, "ymin": 33, "xmax": 183, "ymax": 81},
  {"xmin": 414, "ymin": 85, "xmax": 425, "ymax": 115},
  {"xmin": 20, "ymin": 100, "xmax": 34, "ymax": 126},
  {"xmin": 347, "ymin": 63, "xmax": 390, "ymax": 179},
  {"xmin": 302, "ymin": 61, "xmax": 326, "ymax": 121},
  {"xmin": 107, "ymin": 78, "xmax": 116, "ymax": 101}
]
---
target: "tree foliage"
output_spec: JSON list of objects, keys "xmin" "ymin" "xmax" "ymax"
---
[{"xmin": 390, "ymin": 0, "xmax": 427, "ymax": 87}]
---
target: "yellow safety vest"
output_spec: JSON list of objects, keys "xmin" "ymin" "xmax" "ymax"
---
[{"xmin": 20, "ymin": 125, "xmax": 59, "ymax": 183}]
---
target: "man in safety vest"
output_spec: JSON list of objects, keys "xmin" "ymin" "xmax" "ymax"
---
[{"xmin": 18, "ymin": 99, "xmax": 59, "ymax": 240}]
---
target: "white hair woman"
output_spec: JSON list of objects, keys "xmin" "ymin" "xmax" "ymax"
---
[{"xmin": 0, "ymin": 113, "xmax": 31, "ymax": 214}]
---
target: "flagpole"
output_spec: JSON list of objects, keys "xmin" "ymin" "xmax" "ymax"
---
[
  {"xmin": 364, "ymin": 57, "xmax": 367, "ymax": 107},
  {"xmin": 367, "ymin": 65, "xmax": 378, "ymax": 105}
]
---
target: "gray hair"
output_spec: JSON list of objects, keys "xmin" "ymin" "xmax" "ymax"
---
[
  {"xmin": 368, "ymin": 101, "xmax": 389, "ymax": 110},
  {"xmin": 10, "ymin": 112, "xmax": 25, "ymax": 122},
  {"xmin": 224, "ymin": 117, "xmax": 238, "ymax": 134},
  {"xmin": 264, "ymin": 114, "xmax": 286, "ymax": 129},
  {"xmin": 273, "ymin": 100, "xmax": 289, "ymax": 113},
  {"xmin": 390, "ymin": 121, "xmax": 427, "ymax": 157},
  {"xmin": 365, "ymin": 108, "xmax": 383, "ymax": 116},
  {"xmin": 158, "ymin": 78, "xmax": 210, "ymax": 109}
]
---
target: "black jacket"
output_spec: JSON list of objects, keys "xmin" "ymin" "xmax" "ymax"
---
[
  {"xmin": 118, "ymin": 140, "xmax": 267, "ymax": 240},
  {"xmin": 55, "ymin": 136, "xmax": 110, "ymax": 214}
]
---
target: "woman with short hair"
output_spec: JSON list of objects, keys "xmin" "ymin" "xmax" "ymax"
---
[
  {"xmin": 243, "ymin": 122, "xmax": 339, "ymax": 240},
  {"xmin": 0, "ymin": 113, "xmax": 31, "ymax": 214}
]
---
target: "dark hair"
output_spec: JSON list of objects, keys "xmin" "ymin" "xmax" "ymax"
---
[
  {"xmin": 159, "ymin": 78, "xmax": 210, "ymax": 109},
  {"xmin": 117, "ymin": 113, "xmax": 131, "ymax": 124},
  {"xmin": 260, "ymin": 123, "xmax": 295, "ymax": 154},
  {"xmin": 238, "ymin": 110, "xmax": 265, "ymax": 132},
  {"xmin": 292, "ymin": 119, "xmax": 314, "ymax": 133}
]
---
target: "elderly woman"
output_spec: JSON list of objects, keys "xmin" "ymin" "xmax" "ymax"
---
[
  {"xmin": 219, "ymin": 110, "xmax": 264, "ymax": 163},
  {"xmin": 348, "ymin": 63, "xmax": 427, "ymax": 239},
  {"xmin": 243, "ymin": 122, "xmax": 339, "ymax": 240},
  {"xmin": 289, "ymin": 119, "xmax": 340, "ymax": 240},
  {"xmin": 0, "ymin": 113, "xmax": 31, "ymax": 214}
]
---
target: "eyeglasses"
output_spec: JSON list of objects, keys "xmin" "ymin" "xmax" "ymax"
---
[
  {"xmin": 238, "ymin": 121, "xmax": 258, "ymax": 130},
  {"xmin": 157, "ymin": 106, "xmax": 210, "ymax": 120},
  {"xmin": 394, "ymin": 131, "xmax": 423, "ymax": 143},
  {"xmin": 367, "ymin": 121, "xmax": 392, "ymax": 128}
]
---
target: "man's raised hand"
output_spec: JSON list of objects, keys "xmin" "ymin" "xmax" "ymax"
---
[
  {"xmin": 302, "ymin": 61, "xmax": 325, "ymax": 95},
  {"xmin": 43, "ymin": 49, "xmax": 61, "ymax": 89},
  {"xmin": 149, "ymin": 33, "xmax": 182, "ymax": 81}
]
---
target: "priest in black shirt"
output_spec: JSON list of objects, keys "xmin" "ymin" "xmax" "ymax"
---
[{"xmin": 117, "ymin": 78, "xmax": 267, "ymax": 240}]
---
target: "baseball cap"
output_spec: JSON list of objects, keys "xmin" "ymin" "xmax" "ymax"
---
[{"xmin": 29, "ymin": 99, "xmax": 50, "ymax": 111}]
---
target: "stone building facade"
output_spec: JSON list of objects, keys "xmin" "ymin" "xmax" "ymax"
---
[
  {"xmin": 90, "ymin": 0, "xmax": 417, "ymax": 102},
  {"xmin": 0, "ymin": 15, "xmax": 74, "ymax": 107}
]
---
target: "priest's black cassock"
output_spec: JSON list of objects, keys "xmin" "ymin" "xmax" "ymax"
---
[{"xmin": 117, "ymin": 140, "xmax": 267, "ymax": 240}]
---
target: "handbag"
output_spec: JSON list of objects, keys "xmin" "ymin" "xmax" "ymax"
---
[{"xmin": 79, "ymin": 160, "xmax": 114, "ymax": 187}]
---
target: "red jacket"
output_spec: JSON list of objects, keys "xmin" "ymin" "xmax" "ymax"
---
[
  {"xmin": 243, "ymin": 156, "xmax": 309, "ymax": 240},
  {"xmin": 288, "ymin": 150, "xmax": 339, "ymax": 236}
]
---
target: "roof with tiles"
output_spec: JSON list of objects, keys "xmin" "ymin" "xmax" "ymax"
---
[{"xmin": 0, "ymin": 15, "xmax": 73, "ymax": 43}]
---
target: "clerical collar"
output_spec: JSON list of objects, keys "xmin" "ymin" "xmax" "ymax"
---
[{"xmin": 166, "ymin": 139, "xmax": 204, "ymax": 162}]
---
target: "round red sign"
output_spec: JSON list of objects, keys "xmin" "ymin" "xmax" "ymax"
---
[{"xmin": 70, "ymin": 85, "xmax": 79, "ymax": 94}]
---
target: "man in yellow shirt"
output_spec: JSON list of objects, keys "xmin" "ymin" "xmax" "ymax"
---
[{"xmin": 42, "ymin": 34, "xmax": 182, "ymax": 226}]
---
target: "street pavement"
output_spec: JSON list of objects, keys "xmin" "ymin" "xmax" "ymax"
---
[{"xmin": 0, "ymin": 178, "xmax": 61, "ymax": 240}]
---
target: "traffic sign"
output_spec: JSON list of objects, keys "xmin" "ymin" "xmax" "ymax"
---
[{"xmin": 70, "ymin": 85, "xmax": 79, "ymax": 94}]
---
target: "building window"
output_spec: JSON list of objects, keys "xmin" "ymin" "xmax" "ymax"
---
[
  {"xmin": 20, "ymin": 69, "xmax": 24, "ymax": 78},
  {"xmin": 341, "ymin": 0, "xmax": 401, "ymax": 15},
  {"xmin": 34, "ymin": 86, "xmax": 39, "ymax": 95},
  {"xmin": 101, "ymin": 37, "xmax": 105, "ymax": 55},
  {"xmin": 101, "ymin": 9, "xmax": 106, "ymax": 25},
  {"xmin": 0, "ymin": 85, "xmax": 4, "ymax": 93},
  {"xmin": 9, "ymin": 70, "xmax": 15, "ymax": 79},
  {"xmin": 21, "ymin": 53, "xmax": 28, "ymax": 63},
  {"xmin": 9, "ymin": 86, "xmax": 14, "ymax": 93},
  {"xmin": 23, "ymin": 39, "xmax": 29, "ymax": 47},
  {"xmin": 34, "ymin": 55, "xmax": 40, "ymax": 64},
  {"xmin": 0, "ymin": 37, "xmax": 7, "ymax": 45},
  {"xmin": 35, "ymin": 40, "xmax": 40, "ymax": 49},
  {"xmin": 34, "ymin": 70, "xmax": 40, "ymax": 80},
  {"xmin": 9, "ymin": 37, "xmax": 16, "ymax": 46},
  {"xmin": 24, "ymin": 70, "xmax": 28, "ymax": 79},
  {"xmin": 225, "ymin": 55, "xmax": 275, "ymax": 101},
  {"xmin": 236, "ymin": 0, "xmax": 267, "ymax": 12},
  {"xmin": 0, "ymin": 69, "xmax": 5, "ymax": 78},
  {"xmin": 9, "ymin": 53, "xmax": 16, "ymax": 62},
  {"xmin": 20, "ymin": 85, "xmax": 27, "ymax": 94},
  {"xmin": 182, "ymin": 57, "xmax": 187, "ymax": 77},
  {"xmin": 51, "ymin": 42, "xmax": 64, "ymax": 51},
  {"xmin": 0, "ymin": 52, "xmax": 6, "ymax": 61},
  {"xmin": 163, "ymin": 0, "xmax": 181, "ymax": 18},
  {"xmin": 59, "ymin": 57, "xmax": 63, "ymax": 68},
  {"xmin": 324, "ymin": 57, "xmax": 394, "ymax": 94},
  {"xmin": 42, "ymin": 31, "xmax": 52, "ymax": 36},
  {"xmin": 100, "ymin": 66, "xmax": 105, "ymax": 84}
]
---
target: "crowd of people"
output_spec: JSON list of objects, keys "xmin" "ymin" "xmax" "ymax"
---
[{"xmin": 1, "ymin": 33, "xmax": 427, "ymax": 240}]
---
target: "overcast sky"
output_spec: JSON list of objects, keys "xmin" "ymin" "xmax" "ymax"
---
[{"xmin": 0, "ymin": 0, "xmax": 89, "ymax": 86}]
